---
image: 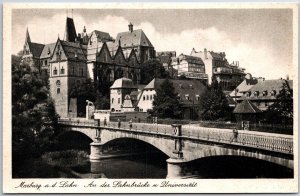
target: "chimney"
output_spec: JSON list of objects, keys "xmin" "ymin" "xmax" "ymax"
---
[
  {"xmin": 128, "ymin": 22, "xmax": 133, "ymax": 32},
  {"xmin": 286, "ymin": 74, "xmax": 289, "ymax": 80},
  {"xmin": 204, "ymin": 48, "xmax": 207, "ymax": 59}
]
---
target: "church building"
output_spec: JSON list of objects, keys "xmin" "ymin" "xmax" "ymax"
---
[{"xmin": 21, "ymin": 16, "xmax": 155, "ymax": 118}]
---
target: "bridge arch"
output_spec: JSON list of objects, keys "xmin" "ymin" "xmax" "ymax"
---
[
  {"xmin": 99, "ymin": 129, "xmax": 175, "ymax": 158},
  {"xmin": 100, "ymin": 137, "xmax": 170, "ymax": 157},
  {"xmin": 181, "ymin": 144, "xmax": 293, "ymax": 169}
]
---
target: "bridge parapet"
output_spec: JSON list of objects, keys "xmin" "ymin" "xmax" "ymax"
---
[{"xmin": 58, "ymin": 119, "xmax": 293, "ymax": 155}]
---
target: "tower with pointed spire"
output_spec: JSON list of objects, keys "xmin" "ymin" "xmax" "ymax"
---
[{"xmin": 65, "ymin": 17, "xmax": 77, "ymax": 42}]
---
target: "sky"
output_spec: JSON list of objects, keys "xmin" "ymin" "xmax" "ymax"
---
[{"xmin": 12, "ymin": 8, "xmax": 294, "ymax": 79}]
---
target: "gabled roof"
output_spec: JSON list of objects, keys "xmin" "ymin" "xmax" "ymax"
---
[
  {"xmin": 230, "ymin": 78, "xmax": 258, "ymax": 97},
  {"xmin": 59, "ymin": 40, "xmax": 87, "ymax": 61},
  {"xmin": 28, "ymin": 42, "xmax": 45, "ymax": 58},
  {"xmin": 233, "ymin": 99, "xmax": 262, "ymax": 114},
  {"xmin": 110, "ymin": 77, "xmax": 137, "ymax": 89},
  {"xmin": 247, "ymin": 79, "xmax": 292, "ymax": 97},
  {"xmin": 209, "ymin": 51, "xmax": 224, "ymax": 59},
  {"xmin": 40, "ymin": 42, "xmax": 56, "ymax": 59},
  {"xmin": 115, "ymin": 29, "xmax": 153, "ymax": 48},
  {"xmin": 89, "ymin": 30, "xmax": 112, "ymax": 42},
  {"xmin": 178, "ymin": 54, "xmax": 205, "ymax": 65}
]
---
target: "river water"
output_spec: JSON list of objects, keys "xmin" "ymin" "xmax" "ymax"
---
[
  {"xmin": 12, "ymin": 132, "xmax": 293, "ymax": 179},
  {"xmin": 13, "ymin": 151, "xmax": 293, "ymax": 179}
]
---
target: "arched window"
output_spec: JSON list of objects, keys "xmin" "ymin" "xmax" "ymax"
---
[{"xmin": 57, "ymin": 88, "xmax": 60, "ymax": 94}]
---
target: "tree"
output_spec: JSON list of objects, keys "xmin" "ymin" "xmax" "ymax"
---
[
  {"xmin": 12, "ymin": 55, "xmax": 59, "ymax": 161},
  {"xmin": 265, "ymin": 82, "xmax": 293, "ymax": 125},
  {"xmin": 199, "ymin": 79, "xmax": 231, "ymax": 120},
  {"xmin": 94, "ymin": 91, "xmax": 110, "ymax": 110},
  {"xmin": 140, "ymin": 59, "xmax": 169, "ymax": 84},
  {"xmin": 70, "ymin": 79, "xmax": 97, "ymax": 116},
  {"xmin": 149, "ymin": 78, "xmax": 182, "ymax": 118}
]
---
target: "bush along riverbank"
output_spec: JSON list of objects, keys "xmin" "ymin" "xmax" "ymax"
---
[
  {"xmin": 42, "ymin": 150, "xmax": 89, "ymax": 167},
  {"xmin": 13, "ymin": 150, "xmax": 91, "ymax": 178}
]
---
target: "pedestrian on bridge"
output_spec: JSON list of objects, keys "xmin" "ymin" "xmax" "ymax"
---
[
  {"xmin": 104, "ymin": 117, "xmax": 107, "ymax": 127},
  {"xmin": 129, "ymin": 119, "xmax": 133, "ymax": 129},
  {"xmin": 118, "ymin": 118, "xmax": 121, "ymax": 128},
  {"xmin": 232, "ymin": 128, "xmax": 238, "ymax": 142}
]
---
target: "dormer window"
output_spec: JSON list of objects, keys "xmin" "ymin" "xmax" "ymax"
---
[
  {"xmin": 185, "ymin": 94, "xmax": 190, "ymax": 100},
  {"xmin": 247, "ymin": 91, "xmax": 251, "ymax": 97},
  {"xmin": 254, "ymin": 91, "xmax": 259, "ymax": 97},
  {"xmin": 177, "ymin": 94, "xmax": 181, "ymax": 100},
  {"xmin": 271, "ymin": 90, "xmax": 276, "ymax": 96},
  {"xmin": 262, "ymin": 91, "xmax": 268, "ymax": 96}
]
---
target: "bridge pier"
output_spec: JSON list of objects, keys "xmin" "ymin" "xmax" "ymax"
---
[
  {"xmin": 166, "ymin": 158, "xmax": 187, "ymax": 179},
  {"xmin": 89, "ymin": 142, "xmax": 104, "ymax": 162}
]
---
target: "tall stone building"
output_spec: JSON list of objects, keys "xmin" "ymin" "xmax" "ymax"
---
[
  {"xmin": 191, "ymin": 48, "xmax": 246, "ymax": 91},
  {"xmin": 21, "ymin": 28, "xmax": 56, "ymax": 75},
  {"xmin": 21, "ymin": 16, "xmax": 155, "ymax": 118}
]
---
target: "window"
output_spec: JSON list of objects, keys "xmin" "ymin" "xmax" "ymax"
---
[
  {"xmin": 118, "ymin": 98, "xmax": 120, "ymax": 104},
  {"xmin": 150, "ymin": 95, "xmax": 152, "ymax": 100},
  {"xmin": 72, "ymin": 67, "xmax": 75, "ymax": 76},
  {"xmin": 146, "ymin": 95, "xmax": 149, "ymax": 100},
  {"xmin": 53, "ymin": 67, "xmax": 57, "ymax": 75},
  {"xmin": 143, "ymin": 95, "xmax": 145, "ymax": 100},
  {"xmin": 44, "ymin": 60, "xmax": 47, "ymax": 65},
  {"xmin": 196, "ymin": 95, "xmax": 200, "ymax": 101},
  {"xmin": 112, "ymin": 98, "xmax": 114, "ymax": 104},
  {"xmin": 56, "ymin": 80, "xmax": 61, "ymax": 87},
  {"xmin": 185, "ymin": 94, "xmax": 190, "ymax": 100},
  {"xmin": 60, "ymin": 67, "xmax": 65, "ymax": 74},
  {"xmin": 80, "ymin": 68, "xmax": 84, "ymax": 76},
  {"xmin": 57, "ymin": 88, "xmax": 60, "ymax": 94},
  {"xmin": 265, "ymin": 102, "xmax": 268, "ymax": 107}
]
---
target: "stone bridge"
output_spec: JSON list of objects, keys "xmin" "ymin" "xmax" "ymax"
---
[{"xmin": 58, "ymin": 119, "xmax": 293, "ymax": 178}]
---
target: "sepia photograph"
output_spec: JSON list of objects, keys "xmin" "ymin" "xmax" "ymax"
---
[{"xmin": 3, "ymin": 2, "xmax": 298, "ymax": 193}]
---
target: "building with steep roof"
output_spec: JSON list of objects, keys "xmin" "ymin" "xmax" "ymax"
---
[
  {"xmin": 229, "ymin": 73, "xmax": 259, "ymax": 101},
  {"xmin": 20, "ymin": 16, "xmax": 157, "ymax": 117},
  {"xmin": 171, "ymin": 54, "xmax": 208, "ymax": 83},
  {"xmin": 190, "ymin": 48, "xmax": 246, "ymax": 90},
  {"xmin": 49, "ymin": 38, "xmax": 88, "ymax": 117},
  {"xmin": 233, "ymin": 99, "xmax": 262, "ymax": 124},
  {"xmin": 156, "ymin": 51, "xmax": 178, "ymax": 78},
  {"xmin": 110, "ymin": 77, "xmax": 137, "ymax": 112},
  {"xmin": 137, "ymin": 78, "xmax": 207, "ymax": 119},
  {"xmin": 236, "ymin": 78, "xmax": 293, "ymax": 112}
]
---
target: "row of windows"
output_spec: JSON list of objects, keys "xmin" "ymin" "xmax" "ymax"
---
[
  {"xmin": 111, "ymin": 98, "xmax": 121, "ymax": 104},
  {"xmin": 53, "ymin": 67, "xmax": 84, "ymax": 76},
  {"xmin": 178, "ymin": 95, "xmax": 200, "ymax": 101},
  {"xmin": 246, "ymin": 90, "xmax": 277, "ymax": 97},
  {"xmin": 143, "ymin": 94, "xmax": 153, "ymax": 101}
]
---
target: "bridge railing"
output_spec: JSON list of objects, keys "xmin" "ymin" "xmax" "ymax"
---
[
  {"xmin": 182, "ymin": 125, "xmax": 293, "ymax": 154},
  {"xmin": 58, "ymin": 119, "xmax": 293, "ymax": 154}
]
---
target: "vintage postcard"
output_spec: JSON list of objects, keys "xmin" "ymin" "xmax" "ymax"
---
[{"xmin": 2, "ymin": 2, "xmax": 298, "ymax": 193}]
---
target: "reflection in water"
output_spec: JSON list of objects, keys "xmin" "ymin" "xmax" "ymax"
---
[{"xmin": 69, "ymin": 153, "xmax": 168, "ymax": 179}]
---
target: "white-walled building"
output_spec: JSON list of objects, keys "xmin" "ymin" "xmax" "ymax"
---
[{"xmin": 110, "ymin": 77, "xmax": 137, "ymax": 112}]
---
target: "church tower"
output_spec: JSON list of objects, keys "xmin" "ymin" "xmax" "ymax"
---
[{"xmin": 65, "ymin": 17, "xmax": 77, "ymax": 42}]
